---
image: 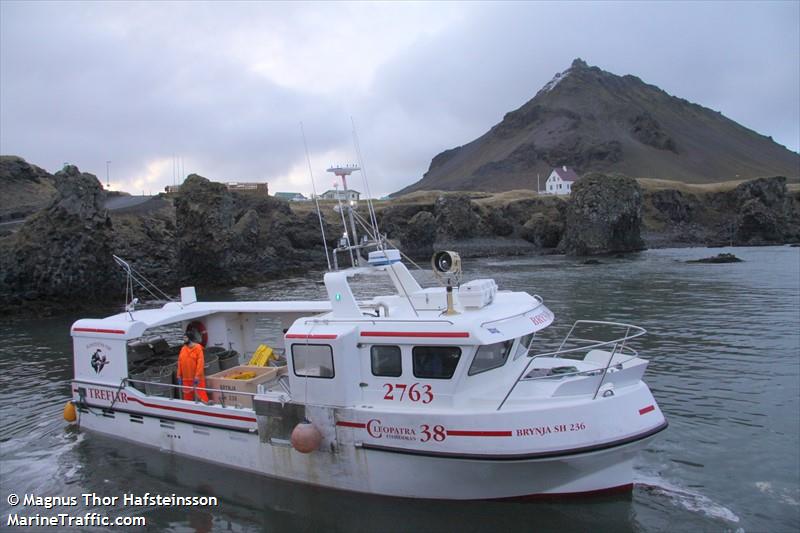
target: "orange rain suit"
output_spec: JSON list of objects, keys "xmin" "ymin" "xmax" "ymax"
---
[{"xmin": 176, "ymin": 343, "xmax": 209, "ymax": 402}]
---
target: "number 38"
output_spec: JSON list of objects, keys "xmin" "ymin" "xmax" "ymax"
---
[{"xmin": 420, "ymin": 424, "xmax": 446, "ymax": 442}]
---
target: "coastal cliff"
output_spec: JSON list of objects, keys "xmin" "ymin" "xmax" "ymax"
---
[{"xmin": 0, "ymin": 157, "xmax": 797, "ymax": 314}]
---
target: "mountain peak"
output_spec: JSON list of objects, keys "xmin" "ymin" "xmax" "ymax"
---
[
  {"xmin": 570, "ymin": 58, "xmax": 589, "ymax": 70},
  {"xmin": 395, "ymin": 62, "xmax": 799, "ymax": 195}
]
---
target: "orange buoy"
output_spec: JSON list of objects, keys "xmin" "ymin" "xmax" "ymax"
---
[
  {"xmin": 63, "ymin": 401, "xmax": 77, "ymax": 423},
  {"xmin": 290, "ymin": 421, "xmax": 322, "ymax": 453}
]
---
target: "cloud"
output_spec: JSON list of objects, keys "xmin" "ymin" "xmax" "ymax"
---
[{"xmin": 1, "ymin": 1, "xmax": 797, "ymax": 198}]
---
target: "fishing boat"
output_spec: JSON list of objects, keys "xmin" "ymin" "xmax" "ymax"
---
[{"xmin": 67, "ymin": 166, "xmax": 666, "ymax": 500}]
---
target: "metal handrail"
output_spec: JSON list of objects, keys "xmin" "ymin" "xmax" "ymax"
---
[
  {"xmin": 125, "ymin": 378, "xmax": 260, "ymax": 408},
  {"xmin": 524, "ymin": 341, "xmax": 639, "ymax": 361},
  {"xmin": 479, "ymin": 296, "xmax": 544, "ymax": 328},
  {"xmin": 125, "ymin": 378, "xmax": 258, "ymax": 397},
  {"xmin": 555, "ymin": 320, "xmax": 643, "ymax": 352},
  {"xmin": 496, "ymin": 320, "xmax": 646, "ymax": 411},
  {"xmin": 521, "ymin": 344, "xmax": 640, "ymax": 380},
  {"xmin": 303, "ymin": 318, "xmax": 455, "ymax": 325}
]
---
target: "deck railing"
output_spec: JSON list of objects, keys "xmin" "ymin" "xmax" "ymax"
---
[
  {"xmin": 125, "ymin": 378, "xmax": 259, "ymax": 408},
  {"xmin": 496, "ymin": 320, "xmax": 646, "ymax": 411}
]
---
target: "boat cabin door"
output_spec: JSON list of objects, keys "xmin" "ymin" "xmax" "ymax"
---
[{"xmin": 284, "ymin": 325, "xmax": 360, "ymax": 407}]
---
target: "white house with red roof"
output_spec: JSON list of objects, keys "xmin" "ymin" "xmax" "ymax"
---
[{"xmin": 545, "ymin": 166, "xmax": 579, "ymax": 195}]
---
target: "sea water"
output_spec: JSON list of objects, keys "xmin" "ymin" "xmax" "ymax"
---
[{"xmin": 1, "ymin": 246, "xmax": 797, "ymax": 532}]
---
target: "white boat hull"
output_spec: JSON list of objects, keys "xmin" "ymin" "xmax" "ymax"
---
[
  {"xmin": 69, "ymin": 259, "xmax": 668, "ymax": 501},
  {"xmin": 74, "ymin": 389, "xmax": 665, "ymax": 499}
]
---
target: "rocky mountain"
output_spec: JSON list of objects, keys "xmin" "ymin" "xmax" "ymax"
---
[
  {"xmin": 0, "ymin": 165, "xmax": 117, "ymax": 303},
  {"xmin": 0, "ymin": 155, "xmax": 58, "ymax": 222},
  {"xmin": 1, "ymin": 156, "xmax": 797, "ymax": 315},
  {"xmin": 397, "ymin": 59, "xmax": 800, "ymax": 194},
  {"xmin": 0, "ymin": 163, "xmax": 338, "ymax": 313}
]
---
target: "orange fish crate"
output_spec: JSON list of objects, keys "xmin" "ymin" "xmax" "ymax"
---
[{"xmin": 206, "ymin": 365, "xmax": 278, "ymax": 408}]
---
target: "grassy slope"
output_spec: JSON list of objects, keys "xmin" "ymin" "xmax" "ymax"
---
[{"xmin": 293, "ymin": 177, "xmax": 797, "ymax": 214}]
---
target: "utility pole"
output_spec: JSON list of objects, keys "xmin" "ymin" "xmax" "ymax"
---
[
  {"xmin": 106, "ymin": 160, "xmax": 111, "ymax": 188},
  {"xmin": 537, "ymin": 173, "xmax": 540, "ymax": 194}
]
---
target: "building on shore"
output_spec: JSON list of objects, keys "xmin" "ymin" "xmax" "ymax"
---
[
  {"xmin": 544, "ymin": 166, "xmax": 578, "ymax": 195},
  {"xmin": 274, "ymin": 192, "xmax": 309, "ymax": 202},
  {"xmin": 319, "ymin": 189, "xmax": 361, "ymax": 202},
  {"xmin": 225, "ymin": 182, "xmax": 268, "ymax": 194},
  {"xmin": 164, "ymin": 181, "xmax": 269, "ymax": 195}
]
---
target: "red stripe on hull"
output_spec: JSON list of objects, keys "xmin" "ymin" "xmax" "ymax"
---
[
  {"xmin": 285, "ymin": 334, "xmax": 338, "ymax": 339},
  {"xmin": 336, "ymin": 421, "xmax": 367, "ymax": 428},
  {"xmin": 72, "ymin": 327, "xmax": 126, "ymax": 335},
  {"xmin": 360, "ymin": 331, "xmax": 470, "ymax": 338},
  {"xmin": 446, "ymin": 430, "xmax": 513, "ymax": 437},
  {"xmin": 639, "ymin": 405, "xmax": 655, "ymax": 415},
  {"xmin": 126, "ymin": 396, "xmax": 256, "ymax": 422}
]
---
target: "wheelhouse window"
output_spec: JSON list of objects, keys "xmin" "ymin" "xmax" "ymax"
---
[
  {"xmin": 513, "ymin": 333, "xmax": 535, "ymax": 360},
  {"xmin": 292, "ymin": 344, "xmax": 334, "ymax": 378},
  {"xmin": 412, "ymin": 346, "xmax": 461, "ymax": 379},
  {"xmin": 469, "ymin": 340, "xmax": 513, "ymax": 375},
  {"xmin": 371, "ymin": 345, "xmax": 402, "ymax": 377}
]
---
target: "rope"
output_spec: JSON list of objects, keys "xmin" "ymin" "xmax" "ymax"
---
[
  {"xmin": 300, "ymin": 122, "xmax": 332, "ymax": 271},
  {"xmin": 335, "ymin": 194, "xmax": 356, "ymax": 267},
  {"xmin": 351, "ymin": 117, "xmax": 381, "ymax": 249},
  {"xmin": 108, "ymin": 378, "xmax": 128, "ymax": 411}
]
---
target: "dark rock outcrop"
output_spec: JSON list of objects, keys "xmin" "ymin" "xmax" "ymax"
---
[
  {"xmin": 0, "ymin": 165, "xmax": 116, "ymax": 304},
  {"xmin": 687, "ymin": 253, "xmax": 743, "ymax": 263},
  {"xmin": 635, "ymin": 176, "xmax": 800, "ymax": 248},
  {"xmin": 404, "ymin": 211, "xmax": 437, "ymax": 257},
  {"xmin": 485, "ymin": 208, "xmax": 515, "ymax": 237},
  {"xmin": 729, "ymin": 177, "xmax": 799, "ymax": 244},
  {"xmin": 650, "ymin": 189, "xmax": 696, "ymax": 223},
  {"xmin": 521, "ymin": 213, "xmax": 563, "ymax": 248},
  {"xmin": 377, "ymin": 202, "xmax": 434, "ymax": 258},
  {"xmin": 174, "ymin": 175, "xmax": 237, "ymax": 284},
  {"xmin": 434, "ymin": 194, "xmax": 486, "ymax": 240},
  {"xmin": 559, "ymin": 173, "xmax": 645, "ymax": 255},
  {"xmin": 1, "ymin": 155, "xmax": 797, "ymax": 316},
  {"xmin": 174, "ymin": 174, "xmax": 334, "ymax": 286},
  {"xmin": 109, "ymin": 199, "xmax": 178, "ymax": 287},
  {"xmin": 287, "ymin": 211, "xmax": 336, "ymax": 250},
  {"xmin": 377, "ymin": 193, "xmax": 546, "ymax": 258},
  {"xmin": 0, "ymin": 155, "xmax": 58, "ymax": 222}
]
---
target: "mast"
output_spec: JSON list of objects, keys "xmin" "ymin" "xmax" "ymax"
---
[{"xmin": 327, "ymin": 164, "xmax": 362, "ymax": 266}]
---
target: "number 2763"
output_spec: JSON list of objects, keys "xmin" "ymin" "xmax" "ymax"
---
[{"xmin": 383, "ymin": 383, "xmax": 433, "ymax": 403}]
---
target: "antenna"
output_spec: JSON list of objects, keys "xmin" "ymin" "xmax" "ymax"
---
[
  {"xmin": 327, "ymin": 163, "xmax": 362, "ymax": 266},
  {"xmin": 300, "ymin": 122, "xmax": 332, "ymax": 271},
  {"xmin": 333, "ymin": 183, "xmax": 355, "ymax": 268},
  {"xmin": 351, "ymin": 117, "xmax": 381, "ymax": 249}
]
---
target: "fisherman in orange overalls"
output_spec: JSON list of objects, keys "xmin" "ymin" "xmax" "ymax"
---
[{"xmin": 176, "ymin": 333, "xmax": 208, "ymax": 402}]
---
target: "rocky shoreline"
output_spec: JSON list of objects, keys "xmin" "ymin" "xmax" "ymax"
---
[{"xmin": 1, "ymin": 156, "xmax": 798, "ymax": 316}]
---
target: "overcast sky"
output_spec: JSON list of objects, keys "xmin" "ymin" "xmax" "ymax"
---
[{"xmin": 1, "ymin": 1, "xmax": 798, "ymax": 197}]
